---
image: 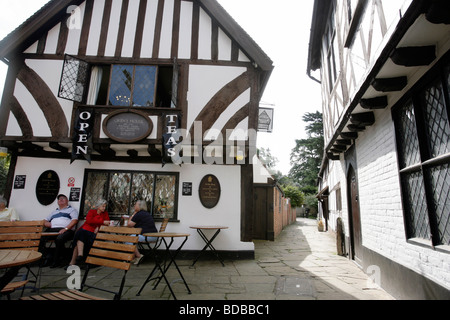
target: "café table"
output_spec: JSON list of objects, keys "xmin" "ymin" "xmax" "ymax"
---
[
  {"xmin": 0, "ymin": 249, "xmax": 42, "ymax": 291},
  {"xmin": 189, "ymin": 226, "xmax": 228, "ymax": 267},
  {"xmin": 136, "ymin": 232, "xmax": 191, "ymax": 300}
]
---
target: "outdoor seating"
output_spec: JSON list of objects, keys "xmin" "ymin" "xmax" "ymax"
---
[
  {"xmin": 137, "ymin": 218, "xmax": 169, "ymax": 263},
  {"xmin": 21, "ymin": 225, "xmax": 141, "ymax": 300},
  {"xmin": 0, "ymin": 220, "xmax": 44, "ymax": 298}
]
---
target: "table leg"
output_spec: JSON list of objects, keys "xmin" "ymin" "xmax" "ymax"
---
[
  {"xmin": 153, "ymin": 236, "xmax": 191, "ymax": 294},
  {"xmin": 191, "ymin": 229, "xmax": 225, "ymax": 267},
  {"xmin": 136, "ymin": 240, "xmax": 176, "ymax": 299}
]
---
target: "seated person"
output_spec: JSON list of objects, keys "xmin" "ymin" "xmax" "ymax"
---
[
  {"xmin": 42, "ymin": 194, "xmax": 78, "ymax": 268},
  {"xmin": 126, "ymin": 200, "xmax": 157, "ymax": 264},
  {"xmin": 0, "ymin": 196, "xmax": 19, "ymax": 221},
  {"xmin": 69, "ymin": 199, "xmax": 110, "ymax": 267}
]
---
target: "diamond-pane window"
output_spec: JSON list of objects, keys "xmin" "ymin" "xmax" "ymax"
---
[
  {"xmin": 393, "ymin": 58, "xmax": 450, "ymax": 247},
  {"xmin": 423, "ymin": 81, "xmax": 450, "ymax": 157},
  {"xmin": 58, "ymin": 55, "xmax": 90, "ymax": 102},
  {"xmin": 81, "ymin": 170, "xmax": 178, "ymax": 220}
]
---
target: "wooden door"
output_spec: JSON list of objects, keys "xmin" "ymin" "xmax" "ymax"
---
[
  {"xmin": 253, "ymin": 187, "xmax": 268, "ymax": 240},
  {"xmin": 348, "ymin": 166, "xmax": 363, "ymax": 265}
]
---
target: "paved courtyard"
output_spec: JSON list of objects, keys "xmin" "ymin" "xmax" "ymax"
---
[{"xmin": 8, "ymin": 218, "xmax": 394, "ymax": 300}]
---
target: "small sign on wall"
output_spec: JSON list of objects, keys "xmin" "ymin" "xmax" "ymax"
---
[
  {"xmin": 182, "ymin": 182, "xmax": 192, "ymax": 196},
  {"xmin": 198, "ymin": 175, "xmax": 221, "ymax": 209},
  {"xmin": 69, "ymin": 187, "xmax": 81, "ymax": 202},
  {"xmin": 14, "ymin": 175, "xmax": 26, "ymax": 189}
]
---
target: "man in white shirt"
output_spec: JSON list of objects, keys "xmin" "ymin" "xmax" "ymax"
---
[{"xmin": 43, "ymin": 194, "xmax": 79, "ymax": 268}]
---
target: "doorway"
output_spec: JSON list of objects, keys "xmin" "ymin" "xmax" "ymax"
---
[{"xmin": 347, "ymin": 165, "xmax": 363, "ymax": 265}]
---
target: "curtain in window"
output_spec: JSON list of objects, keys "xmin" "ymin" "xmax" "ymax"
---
[{"xmin": 87, "ymin": 66, "xmax": 103, "ymax": 105}]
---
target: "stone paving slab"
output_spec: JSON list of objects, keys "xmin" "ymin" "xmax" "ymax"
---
[{"xmin": 7, "ymin": 218, "xmax": 394, "ymax": 300}]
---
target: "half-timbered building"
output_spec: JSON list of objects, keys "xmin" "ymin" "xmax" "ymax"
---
[
  {"xmin": 308, "ymin": 0, "xmax": 450, "ymax": 298},
  {"xmin": 0, "ymin": 0, "xmax": 273, "ymax": 255}
]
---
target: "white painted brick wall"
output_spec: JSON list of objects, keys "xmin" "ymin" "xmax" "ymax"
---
[{"xmin": 325, "ymin": 108, "xmax": 450, "ymax": 290}]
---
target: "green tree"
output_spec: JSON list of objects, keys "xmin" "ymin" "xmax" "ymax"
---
[
  {"xmin": 0, "ymin": 154, "xmax": 11, "ymax": 196},
  {"xmin": 282, "ymin": 185, "xmax": 304, "ymax": 208},
  {"xmin": 289, "ymin": 111, "xmax": 324, "ymax": 192}
]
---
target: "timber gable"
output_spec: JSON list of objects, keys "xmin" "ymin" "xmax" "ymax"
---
[{"xmin": 0, "ymin": 0, "xmax": 273, "ymax": 163}]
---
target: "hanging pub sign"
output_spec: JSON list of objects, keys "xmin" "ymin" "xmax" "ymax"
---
[
  {"xmin": 257, "ymin": 107, "xmax": 274, "ymax": 133},
  {"xmin": 36, "ymin": 170, "xmax": 60, "ymax": 206},
  {"xmin": 162, "ymin": 112, "xmax": 181, "ymax": 165},
  {"xmin": 71, "ymin": 108, "xmax": 94, "ymax": 163}
]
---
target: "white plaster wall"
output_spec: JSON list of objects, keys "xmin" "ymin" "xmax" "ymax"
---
[
  {"xmin": 9, "ymin": 157, "xmax": 253, "ymax": 252},
  {"xmin": 325, "ymin": 109, "xmax": 450, "ymax": 290}
]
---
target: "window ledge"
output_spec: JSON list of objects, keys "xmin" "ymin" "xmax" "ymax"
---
[{"xmin": 407, "ymin": 238, "xmax": 450, "ymax": 254}]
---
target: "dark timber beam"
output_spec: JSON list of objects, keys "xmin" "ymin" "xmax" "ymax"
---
[
  {"xmin": 347, "ymin": 124, "xmax": 366, "ymax": 132},
  {"xmin": 391, "ymin": 46, "xmax": 436, "ymax": 67},
  {"xmin": 350, "ymin": 112, "xmax": 375, "ymax": 126},
  {"xmin": 360, "ymin": 96, "xmax": 388, "ymax": 109},
  {"xmin": 426, "ymin": 0, "xmax": 450, "ymax": 24},
  {"xmin": 336, "ymin": 139, "xmax": 352, "ymax": 146},
  {"xmin": 340, "ymin": 132, "xmax": 358, "ymax": 140},
  {"xmin": 327, "ymin": 153, "xmax": 340, "ymax": 161},
  {"xmin": 372, "ymin": 76, "xmax": 407, "ymax": 92}
]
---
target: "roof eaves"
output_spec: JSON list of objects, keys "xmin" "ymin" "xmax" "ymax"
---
[
  {"xmin": 198, "ymin": 0, "xmax": 274, "ymax": 72},
  {"xmin": 0, "ymin": 0, "xmax": 80, "ymax": 61}
]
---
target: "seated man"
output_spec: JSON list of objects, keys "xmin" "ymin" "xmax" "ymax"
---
[{"xmin": 42, "ymin": 194, "xmax": 79, "ymax": 268}]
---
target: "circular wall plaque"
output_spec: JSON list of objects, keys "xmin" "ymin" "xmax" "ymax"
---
[
  {"xmin": 198, "ymin": 174, "xmax": 221, "ymax": 208},
  {"xmin": 36, "ymin": 170, "xmax": 60, "ymax": 206},
  {"xmin": 103, "ymin": 110, "xmax": 153, "ymax": 143}
]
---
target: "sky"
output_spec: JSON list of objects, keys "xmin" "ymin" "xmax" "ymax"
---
[{"xmin": 0, "ymin": 0, "xmax": 322, "ymax": 175}]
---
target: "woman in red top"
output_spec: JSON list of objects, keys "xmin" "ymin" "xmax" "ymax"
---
[{"xmin": 68, "ymin": 199, "xmax": 110, "ymax": 267}]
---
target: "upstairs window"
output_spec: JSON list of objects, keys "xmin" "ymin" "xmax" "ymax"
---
[
  {"xmin": 108, "ymin": 65, "xmax": 157, "ymax": 107},
  {"xmin": 59, "ymin": 55, "xmax": 178, "ymax": 108}
]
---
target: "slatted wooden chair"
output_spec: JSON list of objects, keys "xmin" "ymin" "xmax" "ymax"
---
[
  {"xmin": 21, "ymin": 225, "xmax": 141, "ymax": 300},
  {"xmin": 0, "ymin": 220, "xmax": 44, "ymax": 298}
]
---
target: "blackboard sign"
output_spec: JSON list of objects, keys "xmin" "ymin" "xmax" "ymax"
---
[
  {"xmin": 14, "ymin": 175, "xmax": 26, "ymax": 189},
  {"xmin": 198, "ymin": 175, "xmax": 221, "ymax": 208},
  {"xmin": 103, "ymin": 110, "xmax": 153, "ymax": 143},
  {"xmin": 36, "ymin": 170, "xmax": 60, "ymax": 206}
]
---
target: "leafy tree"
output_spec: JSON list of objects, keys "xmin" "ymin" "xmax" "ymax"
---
[
  {"xmin": 0, "ymin": 154, "xmax": 11, "ymax": 196},
  {"xmin": 282, "ymin": 185, "xmax": 304, "ymax": 208},
  {"xmin": 289, "ymin": 111, "xmax": 324, "ymax": 193}
]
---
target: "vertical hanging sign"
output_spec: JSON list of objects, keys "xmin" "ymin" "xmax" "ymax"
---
[
  {"xmin": 71, "ymin": 108, "xmax": 94, "ymax": 163},
  {"xmin": 162, "ymin": 112, "xmax": 181, "ymax": 165}
]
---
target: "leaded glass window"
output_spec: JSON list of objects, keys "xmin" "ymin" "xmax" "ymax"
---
[
  {"xmin": 81, "ymin": 170, "xmax": 178, "ymax": 220},
  {"xmin": 393, "ymin": 58, "xmax": 450, "ymax": 247},
  {"xmin": 108, "ymin": 65, "xmax": 157, "ymax": 107}
]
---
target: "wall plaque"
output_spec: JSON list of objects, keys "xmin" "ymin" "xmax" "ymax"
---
[
  {"xmin": 103, "ymin": 110, "xmax": 153, "ymax": 143},
  {"xmin": 36, "ymin": 170, "xmax": 60, "ymax": 206},
  {"xmin": 198, "ymin": 175, "xmax": 221, "ymax": 208}
]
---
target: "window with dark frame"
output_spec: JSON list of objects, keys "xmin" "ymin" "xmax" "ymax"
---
[
  {"xmin": 81, "ymin": 169, "xmax": 179, "ymax": 221},
  {"xmin": 393, "ymin": 58, "xmax": 450, "ymax": 247},
  {"xmin": 58, "ymin": 55, "xmax": 176, "ymax": 108}
]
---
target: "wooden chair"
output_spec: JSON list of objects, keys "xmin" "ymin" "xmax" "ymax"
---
[
  {"xmin": 0, "ymin": 220, "xmax": 44, "ymax": 298},
  {"xmin": 21, "ymin": 225, "xmax": 141, "ymax": 300}
]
